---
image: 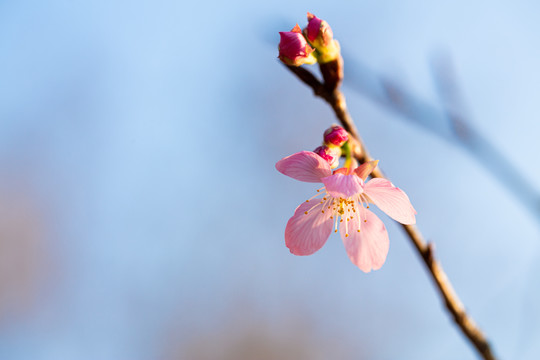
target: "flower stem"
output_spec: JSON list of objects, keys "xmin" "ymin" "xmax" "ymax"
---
[{"xmin": 341, "ymin": 141, "xmax": 353, "ymax": 170}]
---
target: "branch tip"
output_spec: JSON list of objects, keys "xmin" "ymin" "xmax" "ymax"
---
[{"xmin": 282, "ymin": 61, "xmax": 498, "ymax": 360}]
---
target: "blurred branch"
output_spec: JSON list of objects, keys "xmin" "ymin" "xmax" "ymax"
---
[
  {"xmin": 343, "ymin": 53, "xmax": 540, "ymax": 222},
  {"xmin": 284, "ymin": 62, "xmax": 497, "ymax": 360}
]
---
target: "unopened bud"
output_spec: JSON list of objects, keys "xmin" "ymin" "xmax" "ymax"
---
[
  {"xmin": 314, "ymin": 145, "xmax": 341, "ymax": 169},
  {"xmin": 278, "ymin": 24, "xmax": 317, "ymax": 66},
  {"xmin": 323, "ymin": 125, "xmax": 349, "ymax": 147},
  {"xmin": 306, "ymin": 13, "xmax": 332, "ymax": 47},
  {"xmin": 304, "ymin": 13, "xmax": 340, "ymax": 63}
]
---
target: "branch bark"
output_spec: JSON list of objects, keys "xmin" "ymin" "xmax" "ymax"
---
[{"xmin": 285, "ymin": 64, "xmax": 497, "ymax": 360}]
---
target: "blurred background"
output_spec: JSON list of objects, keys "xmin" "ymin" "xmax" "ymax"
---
[{"xmin": 1, "ymin": 1, "xmax": 540, "ymax": 359}]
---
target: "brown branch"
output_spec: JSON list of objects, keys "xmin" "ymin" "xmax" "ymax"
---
[{"xmin": 285, "ymin": 63, "xmax": 497, "ymax": 360}]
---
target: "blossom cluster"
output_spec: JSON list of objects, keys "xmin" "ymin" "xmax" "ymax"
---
[
  {"xmin": 313, "ymin": 125, "xmax": 349, "ymax": 169},
  {"xmin": 276, "ymin": 127, "xmax": 416, "ymax": 272},
  {"xmin": 278, "ymin": 13, "xmax": 340, "ymax": 66}
]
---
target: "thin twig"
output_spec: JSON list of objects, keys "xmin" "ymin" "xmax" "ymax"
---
[{"xmin": 285, "ymin": 64, "xmax": 497, "ymax": 360}]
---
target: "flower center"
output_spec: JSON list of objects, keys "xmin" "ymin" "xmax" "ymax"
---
[{"xmin": 303, "ymin": 188, "xmax": 371, "ymax": 237}]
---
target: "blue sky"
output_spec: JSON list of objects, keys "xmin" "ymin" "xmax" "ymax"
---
[{"xmin": 1, "ymin": 1, "xmax": 540, "ymax": 359}]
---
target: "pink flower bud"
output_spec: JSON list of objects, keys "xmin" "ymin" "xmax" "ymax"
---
[
  {"xmin": 323, "ymin": 125, "xmax": 349, "ymax": 147},
  {"xmin": 313, "ymin": 145, "xmax": 341, "ymax": 169},
  {"xmin": 306, "ymin": 12, "xmax": 333, "ymax": 47},
  {"xmin": 304, "ymin": 13, "xmax": 341, "ymax": 63},
  {"xmin": 278, "ymin": 24, "xmax": 317, "ymax": 66}
]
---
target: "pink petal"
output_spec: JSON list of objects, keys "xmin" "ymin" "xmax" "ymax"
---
[
  {"xmin": 276, "ymin": 151, "xmax": 332, "ymax": 183},
  {"xmin": 306, "ymin": 13, "xmax": 322, "ymax": 42},
  {"xmin": 363, "ymin": 178, "xmax": 416, "ymax": 225},
  {"xmin": 354, "ymin": 160, "xmax": 379, "ymax": 181},
  {"xmin": 285, "ymin": 200, "xmax": 334, "ymax": 255},
  {"xmin": 340, "ymin": 208, "xmax": 389, "ymax": 272},
  {"xmin": 321, "ymin": 173, "xmax": 363, "ymax": 198},
  {"xmin": 332, "ymin": 167, "xmax": 350, "ymax": 175},
  {"xmin": 278, "ymin": 31, "xmax": 307, "ymax": 59},
  {"xmin": 278, "ymin": 26, "xmax": 315, "ymax": 66}
]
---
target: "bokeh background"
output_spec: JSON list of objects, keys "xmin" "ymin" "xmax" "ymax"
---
[{"xmin": 1, "ymin": 1, "xmax": 540, "ymax": 359}]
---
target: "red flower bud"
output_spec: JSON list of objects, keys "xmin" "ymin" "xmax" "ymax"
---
[
  {"xmin": 304, "ymin": 13, "xmax": 340, "ymax": 63},
  {"xmin": 313, "ymin": 145, "xmax": 341, "ymax": 169},
  {"xmin": 306, "ymin": 12, "xmax": 333, "ymax": 47},
  {"xmin": 323, "ymin": 125, "xmax": 349, "ymax": 147},
  {"xmin": 278, "ymin": 24, "xmax": 317, "ymax": 66}
]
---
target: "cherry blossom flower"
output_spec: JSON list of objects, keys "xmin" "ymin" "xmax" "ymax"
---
[{"xmin": 276, "ymin": 151, "xmax": 416, "ymax": 272}]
